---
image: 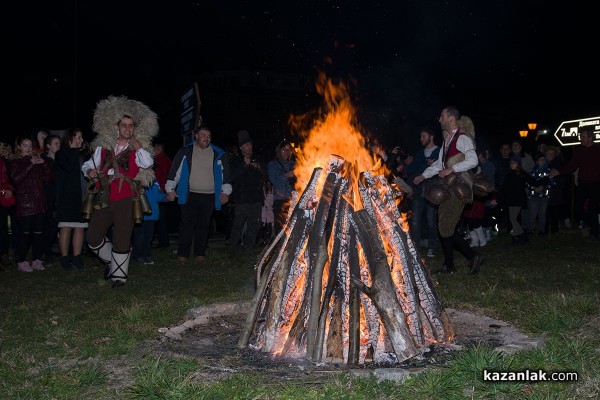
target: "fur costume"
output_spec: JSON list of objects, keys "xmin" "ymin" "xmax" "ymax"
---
[
  {"xmin": 428, "ymin": 115, "xmax": 491, "ymax": 205},
  {"xmin": 457, "ymin": 115, "xmax": 475, "ymax": 139},
  {"xmin": 90, "ymin": 96, "xmax": 158, "ymax": 187},
  {"xmin": 443, "ymin": 115, "xmax": 475, "ymax": 140}
]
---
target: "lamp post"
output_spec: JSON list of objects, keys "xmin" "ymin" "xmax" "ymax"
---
[{"xmin": 519, "ymin": 130, "xmax": 529, "ymax": 138}]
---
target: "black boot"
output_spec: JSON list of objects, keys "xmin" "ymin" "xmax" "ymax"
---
[
  {"xmin": 438, "ymin": 237, "xmax": 456, "ymax": 273},
  {"xmin": 519, "ymin": 232, "xmax": 529, "ymax": 245},
  {"xmin": 468, "ymin": 253, "xmax": 484, "ymax": 275},
  {"xmin": 60, "ymin": 256, "xmax": 73, "ymax": 271},
  {"xmin": 510, "ymin": 235, "xmax": 520, "ymax": 245},
  {"xmin": 72, "ymin": 255, "xmax": 85, "ymax": 271}
]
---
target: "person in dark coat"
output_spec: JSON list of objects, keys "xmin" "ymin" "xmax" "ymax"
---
[
  {"xmin": 228, "ymin": 130, "xmax": 267, "ymax": 254},
  {"xmin": 499, "ymin": 155, "xmax": 549, "ymax": 244},
  {"xmin": 55, "ymin": 127, "xmax": 89, "ymax": 271},
  {"xmin": 0, "ymin": 149, "xmax": 15, "ymax": 269},
  {"xmin": 544, "ymin": 146, "xmax": 565, "ymax": 234},
  {"xmin": 493, "ymin": 143, "xmax": 512, "ymax": 232},
  {"xmin": 499, "ymin": 156, "xmax": 528, "ymax": 244},
  {"xmin": 41, "ymin": 134, "xmax": 61, "ymax": 266},
  {"xmin": 10, "ymin": 136, "xmax": 53, "ymax": 272},
  {"xmin": 267, "ymin": 139, "xmax": 296, "ymax": 237}
]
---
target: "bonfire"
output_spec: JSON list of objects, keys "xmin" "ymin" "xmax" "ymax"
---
[{"xmin": 238, "ymin": 73, "xmax": 454, "ymax": 365}]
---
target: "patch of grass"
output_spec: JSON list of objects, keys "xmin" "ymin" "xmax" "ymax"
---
[
  {"xmin": 523, "ymin": 293, "xmax": 597, "ymax": 336},
  {"xmin": 127, "ymin": 357, "xmax": 202, "ymax": 399}
]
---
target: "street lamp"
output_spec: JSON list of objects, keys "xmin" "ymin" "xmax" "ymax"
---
[
  {"xmin": 519, "ymin": 130, "xmax": 529, "ymax": 138},
  {"xmin": 528, "ymin": 123, "xmax": 537, "ymax": 131}
]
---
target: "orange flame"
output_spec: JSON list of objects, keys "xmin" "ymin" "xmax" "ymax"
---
[{"xmin": 289, "ymin": 73, "xmax": 387, "ymax": 198}]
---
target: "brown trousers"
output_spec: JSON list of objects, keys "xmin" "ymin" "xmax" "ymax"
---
[
  {"xmin": 87, "ymin": 197, "xmax": 134, "ymax": 253},
  {"xmin": 437, "ymin": 191, "xmax": 465, "ymax": 238}
]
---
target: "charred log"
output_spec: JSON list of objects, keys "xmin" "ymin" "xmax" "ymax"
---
[
  {"xmin": 238, "ymin": 168, "xmax": 323, "ymax": 349},
  {"xmin": 313, "ymin": 180, "xmax": 350, "ymax": 362},
  {"xmin": 349, "ymin": 210, "xmax": 420, "ymax": 361}
]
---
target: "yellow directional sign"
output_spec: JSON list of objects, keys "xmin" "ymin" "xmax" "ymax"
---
[{"xmin": 554, "ymin": 116, "xmax": 600, "ymax": 146}]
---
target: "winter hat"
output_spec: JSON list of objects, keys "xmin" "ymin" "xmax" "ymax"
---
[
  {"xmin": 237, "ymin": 130, "xmax": 252, "ymax": 147},
  {"xmin": 91, "ymin": 95, "xmax": 158, "ymax": 187},
  {"xmin": 509, "ymin": 155, "xmax": 522, "ymax": 165}
]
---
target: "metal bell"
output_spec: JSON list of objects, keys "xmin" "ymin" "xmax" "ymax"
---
[
  {"xmin": 473, "ymin": 176, "xmax": 494, "ymax": 196},
  {"xmin": 132, "ymin": 196, "xmax": 144, "ymax": 224},
  {"xmin": 424, "ymin": 183, "xmax": 450, "ymax": 205},
  {"xmin": 443, "ymin": 173, "xmax": 458, "ymax": 187},
  {"xmin": 454, "ymin": 183, "xmax": 473, "ymax": 203},
  {"xmin": 139, "ymin": 190, "xmax": 152, "ymax": 214},
  {"xmin": 81, "ymin": 188, "xmax": 96, "ymax": 220}
]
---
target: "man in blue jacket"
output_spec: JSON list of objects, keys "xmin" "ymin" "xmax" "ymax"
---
[{"xmin": 165, "ymin": 126, "xmax": 232, "ymax": 264}]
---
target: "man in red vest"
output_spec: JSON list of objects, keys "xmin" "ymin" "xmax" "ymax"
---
[
  {"xmin": 82, "ymin": 96, "xmax": 158, "ymax": 287},
  {"xmin": 413, "ymin": 106, "xmax": 484, "ymax": 275}
]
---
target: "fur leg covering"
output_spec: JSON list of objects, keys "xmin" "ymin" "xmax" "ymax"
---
[
  {"xmin": 109, "ymin": 250, "xmax": 130, "ymax": 285},
  {"xmin": 89, "ymin": 237, "xmax": 113, "ymax": 264}
]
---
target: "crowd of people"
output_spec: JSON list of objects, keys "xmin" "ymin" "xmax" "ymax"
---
[
  {"xmin": 368, "ymin": 106, "xmax": 599, "ymax": 274},
  {"xmin": 1, "ymin": 101, "xmax": 598, "ymax": 283}
]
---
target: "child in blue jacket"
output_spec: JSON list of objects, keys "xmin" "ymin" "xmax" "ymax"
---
[{"xmin": 132, "ymin": 180, "xmax": 167, "ymax": 265}]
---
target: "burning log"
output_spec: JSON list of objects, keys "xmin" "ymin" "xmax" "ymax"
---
[
  {"xmin": 313, "ymin": 179, "xmax": 350, "ymax": 362},
  {"xmin": 348, "ymin": 209, "xmax": 419, "ymax": 361},
  {"xmin": 238, "ymin": 167, "xmax": 323, "ymax": 350},
  {"xmin": 305, "ymin": 156, "xmax": 346, "ymax": 359},
  {"xmin": 238, "ymin": 155, "xmax": 454, "ymax": 365}
]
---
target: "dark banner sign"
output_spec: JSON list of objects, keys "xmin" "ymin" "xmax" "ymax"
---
[{"xmin": 181, "ymin": 83, "xmax": 201, "ymax": 139}]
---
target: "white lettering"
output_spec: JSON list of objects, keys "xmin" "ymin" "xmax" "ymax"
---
[
  {"xmin": 579, "ymin": 120, "xmax": 600, "ymax": 127},
  {"xmin": 483, "ymin": 369, "xmax": 577, "ymax": 382}
]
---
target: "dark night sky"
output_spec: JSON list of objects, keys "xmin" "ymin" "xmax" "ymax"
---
[{"xmin": 4, "ymin": 1, "xmax": 599, "ymax": 154}]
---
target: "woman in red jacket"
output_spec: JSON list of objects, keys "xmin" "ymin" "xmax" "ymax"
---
[{"xmin": 10, "ymin": 136, "xmax": 53, "ymax": 272}]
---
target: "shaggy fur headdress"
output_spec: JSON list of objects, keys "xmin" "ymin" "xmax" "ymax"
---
[
  {"xmin": 445, "ymin": 115, "xmax": 476, "ymax": 141},
  {"xmin": 457, "ymin": 115, "xmax": 475, "ymax": 139},
  {"xmin": 90, "ymin": 95, "xmax": 159, "ymax": 186}
]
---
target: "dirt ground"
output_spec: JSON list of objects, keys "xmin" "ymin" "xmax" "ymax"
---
[{"xmin": 128, "ymin": 303, "xmax": 543, "ymax": 385}]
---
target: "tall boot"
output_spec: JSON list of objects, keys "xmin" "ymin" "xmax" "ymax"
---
[
  {"xmin": 438, "ymin": 236, "xmax": 456, "ymax": 273},
  {"xmin": 469, "ymin": 230, "xmax": 479, "ymax": 247},
  {"xmin": 453, "ymin": 231, "xmax": 476, "ymax": 262},
  {"xmin": 475, "ymin": 227, "xmax": 487, "ymax": 247},
  {"xmin": 109, "ymin": 250, "xmax": 130, "ymax": 288}
]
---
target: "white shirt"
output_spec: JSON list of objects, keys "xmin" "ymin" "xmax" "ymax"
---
[
  {"xmin": 82, "ymin": 146, "xmax": 153, "ymax": 177},
  {"xmin": 421, "ymin": 132, "xmax": 478, "ymax": 179}
]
